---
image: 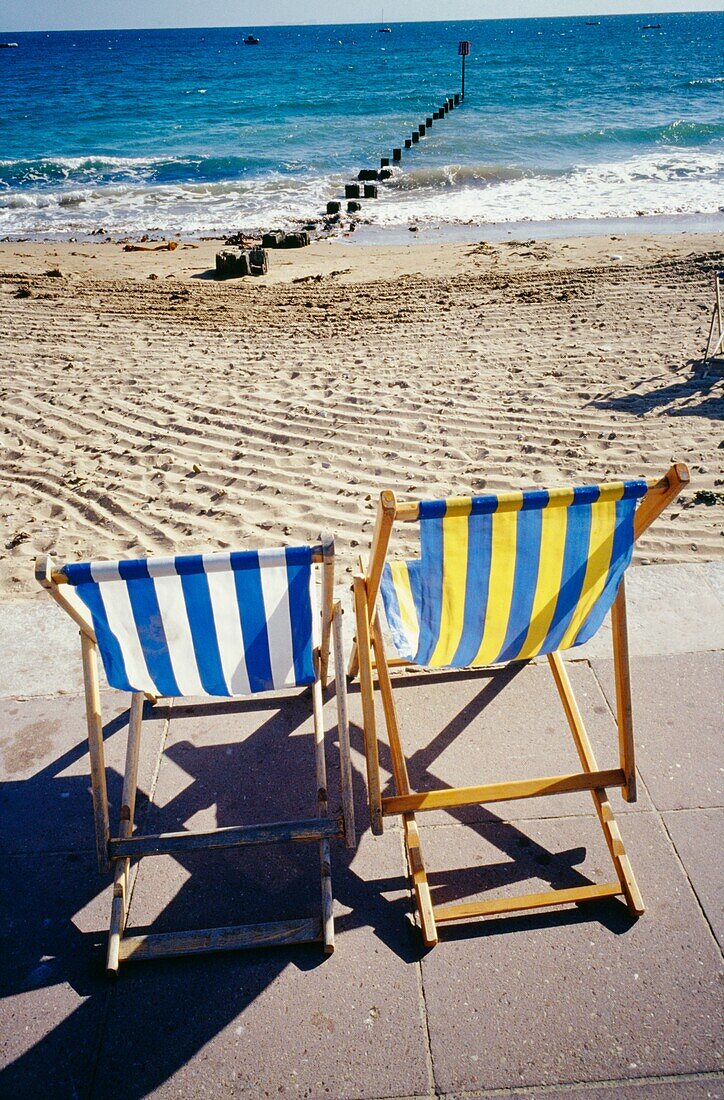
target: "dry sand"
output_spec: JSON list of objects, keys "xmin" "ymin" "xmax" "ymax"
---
[{"xmin": 1, "ymin": 231, "xmax": 722, "ymax": 598}]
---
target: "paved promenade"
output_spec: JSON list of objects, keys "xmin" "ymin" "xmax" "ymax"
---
[{"xmin": 1, "ymin": 563, "xmax": 722, "ymax": 1099}]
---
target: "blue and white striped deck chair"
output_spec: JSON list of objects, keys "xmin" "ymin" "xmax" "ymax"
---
[
  {"xmin": 37, "ymin": 538, "xmax": 355, "ymax": 971},
  {"xmin": 351, "ymin": 465, "xmax": 688, "ymax": 946}
]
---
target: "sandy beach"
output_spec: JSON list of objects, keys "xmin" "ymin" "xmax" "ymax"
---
[{"xmin": 1, "ymin": 230, "xmax": 722, "ymax": 598}]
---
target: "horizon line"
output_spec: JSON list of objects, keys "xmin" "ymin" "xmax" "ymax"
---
[{"xmin": 3, "ymin": 10, "xmax": 720, "ymax": 36}]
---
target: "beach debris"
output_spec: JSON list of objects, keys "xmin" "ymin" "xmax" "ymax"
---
[
  {"xmin": 248, "ymin": 248, "xmax": 268, "ymax": 274},
  {"xmin": 292, "ymin": 268, "xmax": 351, "ymax": 284},
  {"xmin": 6, "ymin": 530, "xmax": 29, "ymax": 550},
  {"xmin": 44, "ymin": 268, "xmax": 63, "ymax": 278},
  {"xmin": 693, "ymin": 489, "xmax": 722, "ymax": 506},
  {"xmin": 284, "ymin": 231, "xmax": 311, "ymax": 248},
  {"xmin": 216, "ymin": 249, "xmax": 250, "ymax": 278},
  {"xmin": 123, "ymin": 241, "xmax": 179, "ymax": 252},
  {"xmin": 261, "ymin": 231, "xmax": 310, "ymax": 249},
  {"xmin": 224, "ymin": 231, "xmax": 257, "ymax": 247},
  {"xmin": 215, "ymin": 247, "xmax": 269, "ymax": 278},
  {"xmin": 14, "ymin": 286, "xmax": 31, "ymax": 298}
]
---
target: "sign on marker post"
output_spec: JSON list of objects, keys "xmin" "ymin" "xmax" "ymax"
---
[{"xmin": 458, "ymin": 40, "xmax": 471, "ymax": 99}]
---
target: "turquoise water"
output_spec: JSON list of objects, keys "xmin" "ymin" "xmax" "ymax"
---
[{"xmin": 0, "ymin": 13, "xmax": 722, "ymax": 238}]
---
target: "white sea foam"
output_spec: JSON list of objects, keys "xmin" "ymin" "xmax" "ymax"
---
[
  {"xmin": 0, "ymin": 148, "xmax": 721, "ymax": 239},
  {"xmin": 370, "ymin": 149, "xmax": 724, "ymax": 227}
]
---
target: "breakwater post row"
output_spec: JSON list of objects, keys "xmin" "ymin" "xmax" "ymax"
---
[{"xmin": 325, "ymin": 45, "xmax": 471, "ymax": 220}]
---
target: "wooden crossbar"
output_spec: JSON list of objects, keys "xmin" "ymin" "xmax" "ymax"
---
[
  {"xmin": 392, "ymin": 472, "xmax": 679, "ymax": 523},
  {"xmin": 109, "ymin": 817, "xmax": 344, "ymax": 859},
  {"xmin": 433, "ymin": 882, "xmax": 622, "ymax": 924},
  {"xmin": 46, "ymin": 541, "xmax": 333, "ymax": 586},
  {"xmin": 118, "ymin": 918, "xmax": 324, "ymax": 962},
  {"xmin": 381, "ymin": 768, "xmax": 625, "ymax": 816}
]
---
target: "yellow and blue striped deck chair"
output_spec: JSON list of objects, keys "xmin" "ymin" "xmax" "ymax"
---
[
  {"xmin": 351, "ymin": 464, "xmax": 689, "ymax": 946},
  {"xmin": 36, "ymin": 537, "xmax": 355, "ymax": 971}
]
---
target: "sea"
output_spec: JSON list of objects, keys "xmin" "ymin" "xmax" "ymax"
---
[{"xmin": 0, "ymin": 12, "xmax": 722, "ymax": 241}]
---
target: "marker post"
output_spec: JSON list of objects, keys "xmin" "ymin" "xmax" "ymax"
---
[{"xmin": 458, "ymin": 40, "xmax": 471, "ymax": 99}]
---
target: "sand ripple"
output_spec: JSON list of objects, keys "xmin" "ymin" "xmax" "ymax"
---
[{"xmin": 1, "ymin": 238, "xmax": 722, "ymax": 596}]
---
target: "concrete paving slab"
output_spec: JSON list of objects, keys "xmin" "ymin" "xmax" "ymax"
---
[
  {"xmin": 0, "ymin": 852, "xmax": 112, "ymax": 1098},
  {"xmin": 567, "ymin": 563, "xmax": 724, "ymax": 661},
  {"xmin": 94, "ymin": 830, "xmax": 431, "ymax": 1100},
  {"xmin": 0, "ymin": 596, "xmax": 91, "ymax": 698},
  {"xmin": 704, "ymin": 562, "xmax": 724, "ymax": 605},
  {"xmin": 348, "ymin": 661, "xmax": 652, "ymax": 830},
  {"xmin": 662, "ymin": 808, "xmax": 724, "ymax": 950},
  {"xmin": 535, "ymin": 1076, "xmax": 724, "ymax": 1099},
  {"xmin": 592, "ymin": 653, "xmax": 723, "ymax": 811},
  {"xmin": 0, "ymin": 692, "xmax": 170, "ymax": 854},
  {"xmin": 419, "ymin": 812, "xmax": 723, "ymax": 1094}
]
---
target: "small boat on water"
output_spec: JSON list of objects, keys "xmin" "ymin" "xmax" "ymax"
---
[
  {"xmin": 243, "ymin": 34, "xmax": 260, "ymax": 45},
  {"xmin": 585, "ymin": 21, "xmax": 601, "ymax": 26},
  {"xmin": 642, "ymin": 24, "xmax": 661, "ymax": 29},
  {"xmin": 378, "ymin": 26, "xmax": 391, "ymax": 33},
  {"xmin": 0, "ymin": 42, "xmax": 19, "ymax": 48}
]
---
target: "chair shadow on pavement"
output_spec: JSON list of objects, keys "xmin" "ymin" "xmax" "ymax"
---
[
  {"xmin": 0, "ymin": 690, "xmax": 417, "ymax": 1099},
  {"xmin": 0, "ymin": 665, "xmax": 634, "ymax": 1098}
]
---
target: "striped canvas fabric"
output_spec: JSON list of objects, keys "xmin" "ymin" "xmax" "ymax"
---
[
  {"xmin": 380, "ymin": 480, "xmax": 647, "ymax": 668},
  {"xmin": 63, "ymin": 546, "xmax": 318, "ymax": 696}
]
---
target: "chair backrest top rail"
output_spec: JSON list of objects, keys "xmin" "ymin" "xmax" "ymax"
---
[
  {"xmin": 51, "ymin": 541, "xmax": 332, "ymax": 586},
  {"xmin": 392, "ymin": 473, "xmax": 672, "ymax": 523}
]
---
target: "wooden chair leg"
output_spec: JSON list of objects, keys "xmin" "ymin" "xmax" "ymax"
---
[
  {"xmin": 107, "ymin": 692, "xmax": 144, "ymax": 973},
  {"xmin": 611, "ymin": 580, "xmax": 636, "ymax": 802},
  {"xmin": 371, "ymin": 615, "xmax": 438, "ymax": 946},
  {"xmin": 353, "ymin": 576, "xmax": 383, "ymax": 835},
  {"xmin": 548, "ymin": 652, "xmax": 644, "ymax": 916},
  {"xmin": 403, "ymin": 815, "xmax": 438, "ymax": 947},
  {"xmin": 312, "ymin": 678, "xmax": 335, "ymax": 954},
  {"xmin": 332, "ymin": 602, "xmax": 356, "ymax": 849},
  {"xmin": 80, "ymin": 633, "xmax": 110, "ymax": 874}
]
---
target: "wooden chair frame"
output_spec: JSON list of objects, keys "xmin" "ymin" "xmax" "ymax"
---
[
  {"xmin": 36, "ymin": 538, "xmax": 355, "ymax": 972},
  {"xmin": 349, "ymin": 464, "xmax": 689, "ymax": 946},
  {"xmin": 704, "ymin": 270, "xmax": 724, "ymax": 365}
]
